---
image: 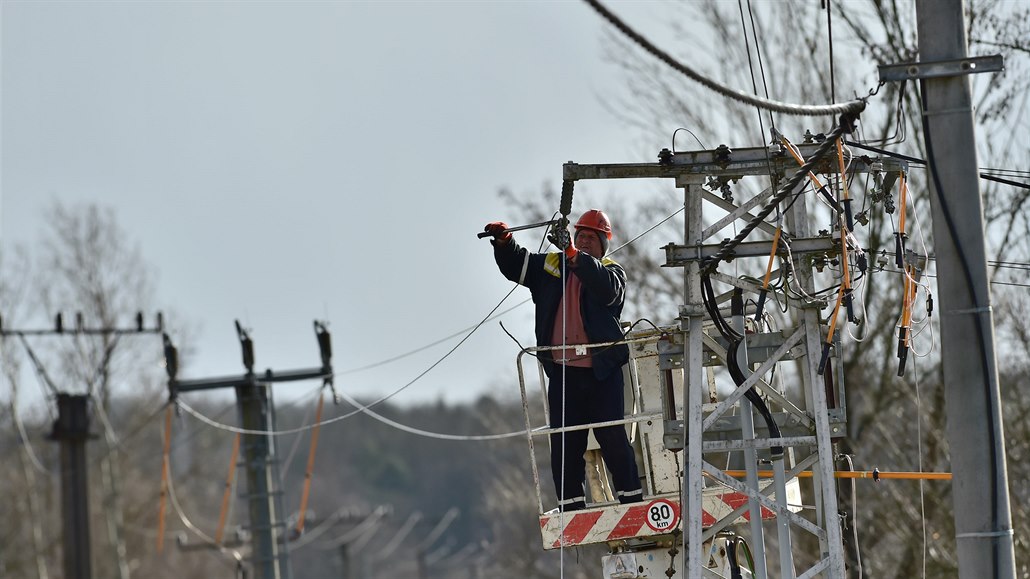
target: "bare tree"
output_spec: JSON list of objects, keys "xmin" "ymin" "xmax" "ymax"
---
[
  {"xmin": 0, "ymin": 202, "xmax": 227, "ymax": 578},
  {"xmin": 0, "ymin": 244, "xmax": 58, "ymax": 579},
  {"xmin": 33, "ymin": 202, "xmax": 161, "ymax": 579}
]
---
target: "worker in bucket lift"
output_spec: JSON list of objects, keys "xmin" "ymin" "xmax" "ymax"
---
[{"xmin": 484, "ymin": 209, "xmax": 643, "ymax": 511}]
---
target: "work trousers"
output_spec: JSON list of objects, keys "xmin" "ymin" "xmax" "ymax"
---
[{"xmin": 548, "ymin": 365, "xmax": 642, "ymax": 510}]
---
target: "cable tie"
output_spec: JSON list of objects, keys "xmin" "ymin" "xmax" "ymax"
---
[{"xmin": 943, "ymin": 305, "xmax": 992, "ymax": 316}]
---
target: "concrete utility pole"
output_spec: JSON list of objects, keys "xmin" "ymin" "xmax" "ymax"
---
[
  {"xmin": 2, "ymin": 312, "xmax": 164, "ymax": 579},
  {"xmin": 913, "ymin": 1, "xmax": 1016, "ymax": 576},
  {"xmin": 237, "ymin": 371, "xmax": 290, "ymax": 579},
  {"xmin": 52, "ymin": 394, "xmax": 93, "ymax": 579},
  {"xmin": 164, "ymin": 320, "xmax": 333, "ymax": 579}
]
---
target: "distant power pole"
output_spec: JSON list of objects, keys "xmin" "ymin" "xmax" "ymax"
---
[
  {"xmin": 1, "ymin": 312, "xmax": 164, "ymax": 579},
  {"xmin": 164, "ymin": 320, "xmax": 333, "ymax": 579},
  {"xmin": 52, "ymin": 394, "xmax": 93, "ymax": 579},
  {"xmin": 908, "ymin": 1, "xmax": 1016, "ymax": 577}
]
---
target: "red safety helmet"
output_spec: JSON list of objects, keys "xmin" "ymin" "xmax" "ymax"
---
[{"xmin": 574, "ymin": 209, "xmax": 613, "ymax": 240}]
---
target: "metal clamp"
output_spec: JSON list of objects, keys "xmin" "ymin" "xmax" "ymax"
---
[{"xmin": 878, "ymin": 54, "xmax": 1003, "ymax": 82}]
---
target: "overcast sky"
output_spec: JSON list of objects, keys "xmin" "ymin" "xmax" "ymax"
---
[{"xmin": 1, "ymin": 1, "xmax": 681, "ymax": 409}]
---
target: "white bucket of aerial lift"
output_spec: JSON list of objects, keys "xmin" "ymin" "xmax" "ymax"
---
[
  {"xmin": 517, "ymin": 329, "xmax": 802, "ymax": 552},
  {"xmin": 601, "ymin": 534, "xmax": 751, "ymax": 579},
  {"xmin": 538, "ymin": 484, "xmax": 799, "ymax": 550}
]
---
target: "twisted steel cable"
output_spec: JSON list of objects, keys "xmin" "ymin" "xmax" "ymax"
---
[{"xmin": 584, "ymin": 0, "xmax": 867, "ymax": 117}]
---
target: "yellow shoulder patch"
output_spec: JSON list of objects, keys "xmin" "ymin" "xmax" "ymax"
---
[
  {"xmin": 545, "ymin": 253, "xmax": 619, "ymax": 275},
  {"xmin": 544, "ymin": 253, "xmax": 562, "ymax": 278}
]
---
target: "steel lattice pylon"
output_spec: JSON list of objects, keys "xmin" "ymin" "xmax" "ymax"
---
[{"xmin": 548, "ymin": 140, "xmax": 907, "ymax": 578}]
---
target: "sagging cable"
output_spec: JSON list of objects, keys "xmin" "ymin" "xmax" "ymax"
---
[
  {"xmin": 704, "ymin": 274, "xmax": 742, "ymax": 342},
  {"xmin": 722, "ymin": 285, "xmax": 783, "ymax": 458},
  {"xmin": 837, "ymin": 454, "xmax": 864, "ymax": 577},
  {"xmin": 583, "ymin": 0, "xmax": 867, "ymax": 117},
  {"xmin": 156, "ymin": 404, "xmax": 174, "ymax": 553},
  {"xmin": 215, "ymin": 433, "xmax": 241, "ymax": 545},
  {"xmin": 737, "ymin": 536, "xmax": 756, "ymax": 575}
]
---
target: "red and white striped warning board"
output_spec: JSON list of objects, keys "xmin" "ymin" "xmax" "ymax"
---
[{"xmin": 539, "ymin": 486, "xmax": 798, "ymax": 550}]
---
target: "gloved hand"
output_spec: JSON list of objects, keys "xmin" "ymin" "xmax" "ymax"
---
[
  {"xmin": 484, "ymin": 221, "xmax": 512, "ymax": 242},
  {"xmin": 547, "ymin": 223, "xmax": 578, "ymax": 260},
  {"xmin": 563, "ymin": 242, "xmax": 579, "ymax": 260}
]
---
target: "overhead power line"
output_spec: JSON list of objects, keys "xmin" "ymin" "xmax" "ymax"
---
[
  {"xmin": 177, "ymin": 208, "xmax": 728, "ymax": 440},
  {"xmin": 846, "ymin": 141, "xmax": 1030, "ymax": 190},
  {"xmin": 163, "ymin": 440, "xmax": 246, "ymax": 572},
  {"xmin": 980, "ymin": 173, "xmax": 1030, "ymax": 190},
  {"xmin": 872, "ymin": 250, "xmax": 1030, "ymax": 274},
  {"xmin": 337, "ymin": 298, "xmax": 531, "ymax": 376},
  {"xmin": 335, "ymin": 390, "xmax": 527, "ymax": 441},
  {"xmin": 583, "ymin": 0, "xmax": 867, "ymax": 117}
]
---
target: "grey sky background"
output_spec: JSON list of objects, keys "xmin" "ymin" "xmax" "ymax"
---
[{"xmin": 1, "ymin": 1, "xmax": 679, "ymax": 408}]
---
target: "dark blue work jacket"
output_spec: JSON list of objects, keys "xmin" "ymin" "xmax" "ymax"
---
[{"xmin": 492, "ymin": 238, "xmax": 630, "ymax": 380}]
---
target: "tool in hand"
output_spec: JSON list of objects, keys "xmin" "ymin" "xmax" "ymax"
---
[{"xmin": 477, "ymin": 219, "xmax": 561, "ymax": 239}]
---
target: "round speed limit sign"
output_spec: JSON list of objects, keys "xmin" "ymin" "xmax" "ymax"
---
[{"xmin": 643, "ymin": 499, "xmax": 680, "ymax": 532}]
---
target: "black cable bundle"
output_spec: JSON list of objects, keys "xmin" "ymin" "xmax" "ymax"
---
[
  {"xmin": 726, "ymin": 535, "xmax": 742, "ymax": 579},
  {"xmin": 702, "ymin": 278, "xmax": 783, "ymax": 457}
]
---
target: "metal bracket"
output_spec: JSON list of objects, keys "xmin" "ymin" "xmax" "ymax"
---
[
  {"xmin": 878, "ymin": 54, "xmax": 1003, "ymax": 82},
  {"xmin": 663, "ymin": 420, "xmax": 684, "ymax": 452},
  {"xmin": 664, "ymin": 236, "xmax": 838, "ymax": 266}
]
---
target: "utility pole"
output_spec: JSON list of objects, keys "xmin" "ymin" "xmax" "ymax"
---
[
  {"xmin": 164, "ymin": 320, "xmax": 333, "ymax": 579},
  {"xmin": 315, "ymin": 507, "xmax": 388, "ymax": 579},
  {"xmin": 908, "ymin": 2, "xmax": 1016, "ymax": 577},
  {"xmin": 339, "ymin": 544, "xmax": 352, "ymax": 579},
  {"xmin": 414, "ymin": 507, "xmax": 458, "ymax": 579},
  {"xmin": 1, "ymin": 312, "xmax": 164, "ymax": 579},
  {"xmin": 52, "ymin": 394, "xmax": 93, "ymax": 579}
]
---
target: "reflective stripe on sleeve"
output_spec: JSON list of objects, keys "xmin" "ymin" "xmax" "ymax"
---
[{"xmin": 518, "ymin": 253, "xmax": 530, "ymax": 285}]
